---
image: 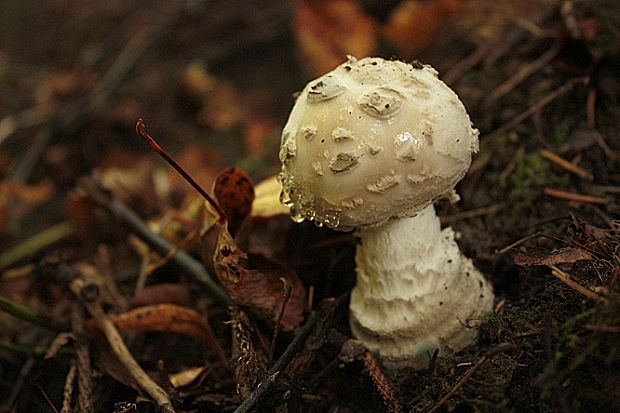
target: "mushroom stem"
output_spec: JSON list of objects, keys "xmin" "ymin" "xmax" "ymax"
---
[{"xmin": 350, "ymin": 204, "xmax": 493, "ymax": 366}]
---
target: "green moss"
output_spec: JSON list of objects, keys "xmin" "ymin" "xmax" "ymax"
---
[
  {"xmin": 504, "ymin": 151, "xmax": 568, "ymax": 201},
  {"xmin": 549, "ymin": 121, "xmax": 570, "ymax": 145}
]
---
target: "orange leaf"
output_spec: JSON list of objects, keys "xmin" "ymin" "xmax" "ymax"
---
[
  {"xmin": 382, "ymin": 0, "xmax": 465, "ymax": 58},
  {"xmin": 129, "ymin": 283, "xmax": 192, "ymax": 308},
  {"xmin": 294, "ymin": 0, "xmax": 378, "ymax": 76},
  {"xmin": 213, "ymin": 167, "xmax": 254, "ymax": 237},
  {"xmin": 101, "ymin": 303, "xmax": 227, "ymax": 365},
  {"xmin": 243, "ymin": 117, "xmax": 276, "ymax": 156}
]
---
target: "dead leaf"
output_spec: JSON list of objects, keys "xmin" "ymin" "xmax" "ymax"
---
[
  {"xmin": 202, "ymin": 210, "xmax": 306, "ymax": 332},
  {"xmin": 294, "ymin": 0, "xmax": 377, "ymax": 76},
  {"xmin": 212, "ymin": 167, "xmax": 254, "ymax": 237},
  {"xmin": 97, "ymin": 155, "xmax": 159, "ymax": 217},
  {"xmin": 514, "ymin": 247, "xmax": 593, "ymax": 266},
  {"xmin": 0, "ymin": 179, "xmax": 54, "ymax": 232},
  {"xmin": 243, "ymin": 117, "xmax": 276, "ymax": 156},
  {"xmin": 230, "ymin": 308, "xmax": 264, "ymax": 400},
  {"xmin": 169, "ymin": 366, "xmax": 211, "ymax": 389},
  {"xmin": 251, "ymin": 175, "xmax": 290, "ymax": 219},
  {"xmin": 181, "ymin": 62, "xmax": 245, "ymax": 130},
  {"xmin": 91, "ymin": 303, "xmax": 227, "ymax": 365},
  {"xmin": 129, "ymin": 283, "xmax": 192, "ymax": 308},
  {"xmin": 382, "ymin": 0, "xmax": 465, "ymax": 58}
]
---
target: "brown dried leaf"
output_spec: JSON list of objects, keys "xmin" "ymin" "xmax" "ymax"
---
[
  {"xmin": 129, "ymin": 283, "xmax": 192, "ymax": 308},
  {"xmin": 96, "ymin": 303, "xmax": 227, "ymax": 365},
  {"xmin": 243, "ymin": 117, "xmax": 276, "ymax": 156},
  {"xmin": 169, "ymin": 366, "xmax": 211, "ymax": 389},
  {"xmin": 181, "ymin": 62, "xmax": 246, "ymax": 130},
  {"xmin": 202, "ymin": 211, "xmax": 306, "ymax": 331},
  {"xmin": 213, "ymin": 167, "xmax": 254, "ymax": 237},
  {"xmin": 294, "ymin": 0, "xmax": 377, "ymax": 76},
  {"xmin": 0, "ymin": 179, "xmax": 54, "ymax": 232},
  {"xmin": 514, "ymin": 247, "xmax": 593, "ymax": 266},
  {"xmin": 383, "ymin": 0, "xmax": 465, "ymax": 58}
]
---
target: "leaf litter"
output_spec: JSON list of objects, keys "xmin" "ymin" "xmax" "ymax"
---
[{"xmin": 0, "ymin": 1, "xmax": 618, "ymax": 412}]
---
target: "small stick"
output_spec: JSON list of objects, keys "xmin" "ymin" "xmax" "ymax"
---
[
  {"xmin": 60, "ymin": 362, "xmax": 77, "ymax": 413},
  {"xmin": 135, "ymin": 119, "xmax": 226, "ymax": 222},
  {"xmin": 440, "ymin": 203, "xmax": 507, "ymax": 224},
  {"xmin": 540, "ymin": 149, "xmax": 593, "ymax": 180},
  {"xmin": 233, "ymin": 310, "xmax": 320, "ymax": 413},
  {"xmin": 363, "ymin": 352, "xmax": 401, "ymax": 413},
  {"xmin": 497, "ymin": 232, "xmax": 541, "ymax": 255},
  {"xmin": 443, "ymin": 44, "xmax": 491, "ymax": 85},
  {"xmin": 269, "ymin": 278, "xmax": 292, "ymax": 365},
  {"xmin": 427, "ymin": 343, "xmax": 516, "ymax": 413},
  {"xmin": 78, "ymin": 177, "xmax": 232, "ymax": 305},
  {"xmin": 584, "ymin": 323, "xmax": 620, "ymax": 333},
  {"xmin": 481, "ymin": 78, "xmax": 588, "ymax": 147},
  {"xmin": 484, "ymin": 44, "xmax": 560, "ymax": 106},
  {"xmin": 548, "ymin": 265, "xmax": 608, "ymax": 303},
  {"xmin": 543, "ymin": 187, "xmax": 607, "ymax": 204},
  {"xmin": 70, "ymin": 277, "xmax": 175, "ymax": 413},
  {"xmin": 71, "ymin": 301, "xmax": 93, "ymax": 413}
]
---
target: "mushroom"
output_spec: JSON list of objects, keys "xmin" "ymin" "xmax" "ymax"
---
[{"xmin": 279, "ymin": 56, "xmax": 494, "ymax": 366}]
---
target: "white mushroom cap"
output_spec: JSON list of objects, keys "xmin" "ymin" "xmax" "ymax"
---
[{"xmin": 279, "ymin": 56, "xmax": 479, "ymax": 230}]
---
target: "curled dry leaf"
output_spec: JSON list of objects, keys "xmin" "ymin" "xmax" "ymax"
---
[
  {"xmin": 212, "ymin": 167, "xmax": 254, "ymax": 237},
  {"xmin": 202, "ymin": 209, "xmax": 306, "ymax": 332},
  {"xmin": 230, "ymin": 308, "xmax": 264, "ymax": 400},
  {"xmin": 294, "ymin": 0, "xmax": 377, "ymax": 76},
  {"xmin": 89, "ymin": 303, "xmax": 227, "ymax": 365}
]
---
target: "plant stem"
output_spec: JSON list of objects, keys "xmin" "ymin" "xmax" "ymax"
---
[
  {"xmin": 0, "ymin": 294, "xmax": 67, "ymax": 331},
  {"xmin": 0, "ymin": 221, "xmax": 75, "ymax": 271}
]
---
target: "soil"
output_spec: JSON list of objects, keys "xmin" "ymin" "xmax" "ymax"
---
[{"xmin": 0, "ymin": 1, "xmax": 618, "ymax": 412}]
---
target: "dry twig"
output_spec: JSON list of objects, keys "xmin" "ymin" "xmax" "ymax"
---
[
  {"xmin": 543, "ymin": 187, "xmax": 607, "ymax": 204},
  {"xmin": 427, "ymin": 343, "xmax": 516, "ymax": 413},
  {"xmin": 70, "ymin": 276, "xmax": 175, "ymax": 413},
  {"xmin": 548, "ymin": 265, "xmax": 608, "ymax": 303},
  {"xmin": 78, "ymin": 176, "xmax": 231, "ymax": 305},
  {"xmin": 540, "ymin": 150, "xmax": 594, "ymax": 181},
  {"xmin": 481, "ymin": 78, "xmax": 588, "ymax": 147}
]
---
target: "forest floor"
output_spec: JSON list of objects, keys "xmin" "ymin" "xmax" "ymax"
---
[{"xmin": 0, "ymin": 1, "xmax": 618, "ymax": 412}]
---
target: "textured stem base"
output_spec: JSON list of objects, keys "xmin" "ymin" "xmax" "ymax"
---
[{"xmin": 349, "ymin": 205, "xmax": 494, "ymax": 367}]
